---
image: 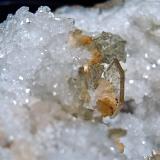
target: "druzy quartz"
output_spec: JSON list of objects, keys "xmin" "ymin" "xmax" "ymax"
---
[
  {"xmin": 0, "ymin": 0, "xmax": 160, "ymax": 159},
  {"xmin": 0, "ymin": 6, "xmax": 126, "ymax": 160}
]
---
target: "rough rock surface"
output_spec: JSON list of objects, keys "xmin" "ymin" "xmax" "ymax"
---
[{"xmin": 0, "ymin": 0, "xmax": 160, "ymax": 159}]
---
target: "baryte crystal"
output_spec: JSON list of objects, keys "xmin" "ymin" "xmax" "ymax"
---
[
  {"xmin": 108, "ymin": 128, "xmax": 127, "ymax": 153},
  {"xmin": 68, "ymin": 29, "xmax": 126, "ymax": 118},
  {"xmin": 104, "ymin": 58, "xmax": 125, "ymax": 116},
  {"xmin": 93, "ymin": 32, "xmax": 126, "ymax": 64},
  {"xmin": 95, "ymin": 79, "xmax": 118, "ymax": 117}
]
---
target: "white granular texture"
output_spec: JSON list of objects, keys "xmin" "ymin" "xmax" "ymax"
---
[{"xmin": 0, "ymin": 0, "xmax": 160, "ymax": 159}]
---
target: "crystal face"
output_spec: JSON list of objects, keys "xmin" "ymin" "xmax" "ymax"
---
[
  {"xmin": 0, "ymin": 6, "xmax": 127, "ymax": 159},
  {"xmin": 93, "ymin": 32, "xmax": 126, "ymax": 64},
  {"xmin": 104, "ymin": 58, "xmax": 125, "ymax": 117},
  {"xmin": 68, "ymin": 29, "xmax": 126, "ymax": 118},
  {"xmin": 0, "ymin": 0, "xmax": 160, "ymax": 159}
]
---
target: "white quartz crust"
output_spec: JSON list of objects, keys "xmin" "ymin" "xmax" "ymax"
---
[{"xmin": 0, "ymin": 0, "xmax": 160, "ymax": 159}]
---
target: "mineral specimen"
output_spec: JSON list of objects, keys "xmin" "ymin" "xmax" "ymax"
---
[
  {"xmin": 68, "ymin": 29, "xmax": 126, "ymax": 119},
  {"xmin": 108, "ymin": 128, "xmax": 127, "ymax": 153},
  {"xmin": 0, "ymin": 0, "xmax": 160, "ymax": 159},
  {"xmin": 56, "ymin": 0, "xmax": 160, "ymax": 159},
  {"xmin": 0, "ymin": 5, "xmax": 127, "ymax": 160}
]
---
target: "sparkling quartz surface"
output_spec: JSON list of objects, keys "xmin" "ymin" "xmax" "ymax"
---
[{"xmin": 0, "ymin": 0, "xmax": 160, "ymax": 159}]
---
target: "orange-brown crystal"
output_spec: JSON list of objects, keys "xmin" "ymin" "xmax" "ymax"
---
[{"xmin": 95, "ymin": 79, "xmax": 117, "ymax": 117}]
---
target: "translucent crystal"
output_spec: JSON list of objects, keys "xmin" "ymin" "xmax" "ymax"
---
[
  {"xmin": 68, "ymin": 29, "xmax": 126, "ymax": 118},
  {"xmin": 104, "ymin": 59, "xmax": 125, "ymax": 108},
  {"xmin": 1, "ymin": 0, "xmax": 160, "ymax": 159},
  {"xmin": 91, "ymin": 32, "xmax": 126, "ymax": 63}
]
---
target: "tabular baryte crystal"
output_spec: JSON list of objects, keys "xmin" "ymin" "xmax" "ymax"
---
[
  {"xmin": 68, "ymin": 29, "xmax": 126, "ymax": 118},
  {"xmin": 94, "ymin": 32, "xmax": 126, "ymax": 64}
]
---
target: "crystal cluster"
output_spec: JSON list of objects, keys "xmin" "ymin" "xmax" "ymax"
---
[
  {"xmin": 0, "ymin": 5, "xmax": 126, "ymax": 160},
  {"xmin": 56, "ymin": 0, "xmax": 160, "ymax": 159},
  {"xmin": 0, "ymin": 0, "xmax": 160, "ymax": 159}
]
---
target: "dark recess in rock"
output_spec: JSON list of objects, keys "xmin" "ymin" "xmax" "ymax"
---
[{"xmin": 0, "ymin": 0, "xmax": 110, "ymax": 22}]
